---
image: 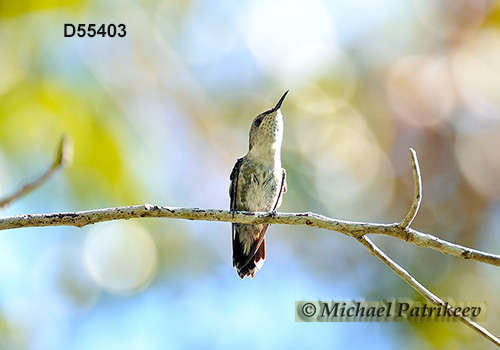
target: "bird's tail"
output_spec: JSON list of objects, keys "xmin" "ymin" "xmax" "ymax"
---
[{"xmin": 232, "ymin": 224, "xmax": 268, "ymax": 279}]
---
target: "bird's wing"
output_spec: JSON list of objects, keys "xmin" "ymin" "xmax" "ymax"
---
[
  {"xmin": 273, "ymin": 168, "xmax": 287, "ymax": 210},
  {"xmin": 230, "ymin": 158, "xmax": 243, "ymax": 250},
  {"xmin": 229, "ymin": 158, "xmax": 243, "ymax": 212},
  {"xmin": 230, "ymin": 157, "xmax": 265, "ymax": 278}
]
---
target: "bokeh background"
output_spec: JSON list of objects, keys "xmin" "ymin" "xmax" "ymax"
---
[{"xmin": 0, "ymin": 0, "xmax": 499, "ymax": 348}]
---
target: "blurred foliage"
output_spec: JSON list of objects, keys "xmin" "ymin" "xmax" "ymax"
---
[
  {"xmin": 0, "ymin": 0, "xmax": 84, "ymax": 17},
  {"xmin": 0, "ymin": 78, "xmax": 140, "ymax": 206}
]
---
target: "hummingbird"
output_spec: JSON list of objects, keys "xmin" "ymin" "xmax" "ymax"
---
[{"xmin": 229, "ymin": 91, "xmax": 288, "ymax": 279}]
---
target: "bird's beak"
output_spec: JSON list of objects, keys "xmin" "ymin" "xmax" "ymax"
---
[{"xmin": 273, "ymin": 90, "xmax": 289, "ymax": 111}]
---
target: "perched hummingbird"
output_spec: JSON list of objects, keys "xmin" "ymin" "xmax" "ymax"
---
[{"xmin": 229, "ymin": 91, "xmax": 288, "ymax": 279}]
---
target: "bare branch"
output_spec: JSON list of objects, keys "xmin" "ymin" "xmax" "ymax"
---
[
  {"xmin": 0, "ymin": 205, "xmax": 499, "ymax": 267},
  {"xmin": 358, "ymin": 236, "xmax": 500, "ymax": 347},
  {"xmin": 400, "ymin": 148, "xmax": 422, "ymax": 229},
  {"xmin": 0, "ymin": 145, "xmax": 498, "ymax": 343},
  {"xmin": 0, "ymin": 136, "xmax": 73, "ymax": 209}
]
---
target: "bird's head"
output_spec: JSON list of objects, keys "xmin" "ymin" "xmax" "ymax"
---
[{"xmin": 248, "ymin": 90, "xmax": 288, "ymax": 154}]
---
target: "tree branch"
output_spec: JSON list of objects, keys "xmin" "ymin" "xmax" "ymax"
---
[
  {"xmin": 358, "ymin": 236, "xmax": 500, "ymax": 346},
  {"xmin": 1, "ymin": 205, "xmax": 498, "ymax": 267},
  {"xmin": 0, "ymin": 136, "xmax": 73, "ymax": 209},
  {"xmin": 0, "ymin": 146, "xmax": 498, "ymax": 345}
]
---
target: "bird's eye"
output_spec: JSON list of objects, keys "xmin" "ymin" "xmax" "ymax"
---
[{"xmin": 254, "ymin": 117, "xmax": 263, "ymax": 127}]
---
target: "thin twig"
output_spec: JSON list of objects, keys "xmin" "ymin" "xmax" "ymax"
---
[
  {"xmin": 0, "ymin": 136, "xmax": 73, "ymax": 209},
  {"xmin": 400, "ymin": 148, "xmax": 422, "ymax": 229},
  {"xmin": 358, "ymin": 236, "xmax": 500, "ymax": 347}
]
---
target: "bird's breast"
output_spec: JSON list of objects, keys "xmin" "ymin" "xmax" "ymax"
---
[{"xmin": 237, "ymin": 161, "xmax": 281, "ymax": 212}]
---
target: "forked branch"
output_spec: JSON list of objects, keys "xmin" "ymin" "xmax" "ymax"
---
[{"xmin": 356, "ymin": 150, "xmax": 499, "ymax": 346}]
